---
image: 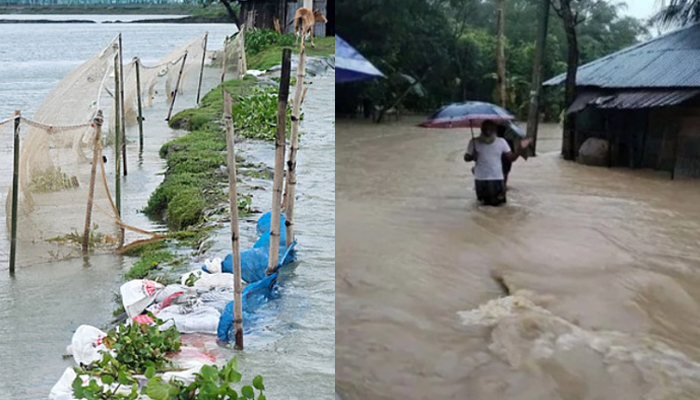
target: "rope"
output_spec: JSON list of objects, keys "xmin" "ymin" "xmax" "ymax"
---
[
  {"xmin": 135, "ymin": 53, "xmax": 188, "ymax": 70},
  {"xmin": 0, "ymin": 115, "xmax": 19, "ymax": 127},
  {"xmin": 19, "ymin": 117, "xmax": 92, "ymax": 133}
]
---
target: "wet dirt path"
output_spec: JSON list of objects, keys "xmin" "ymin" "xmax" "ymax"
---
[{"xmin": 337, "ymin": 116, "xmax": 700, "ymax": 400}]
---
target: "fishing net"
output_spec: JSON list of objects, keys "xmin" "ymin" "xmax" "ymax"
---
[
  {"xmin": 214, "ymin": 30, "xmax": 247, "ymax": 78},
  {"xmin": 3, "ymin": 32, "xmax": 210, "ymax": 265}
]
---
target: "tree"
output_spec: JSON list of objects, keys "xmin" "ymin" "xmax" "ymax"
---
[
  {"xmin": 200, "ymin": 0, "xmax": 241, "ymax": 27},
  {"xmin": 496, "ymin": 0, "xmax": 507, "ymax": 106},
  {"xmin": 552, "ymin": 0, "xmax": 584, "ymax": 160},
  {"xmin": 657, "ymin": 0, "xmax": 700, "ymax": 26}
]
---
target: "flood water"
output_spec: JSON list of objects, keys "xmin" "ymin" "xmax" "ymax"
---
[
  {"xmin": 0, "ymin": 19, "xmax": 334, "ymax": 399},
  {"xmin": 337, "ymin": 117, "xmax": 700, "ymax": 399}
]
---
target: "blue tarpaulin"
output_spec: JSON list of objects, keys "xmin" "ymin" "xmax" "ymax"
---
[
  {"xmin": 217, "ymin": 273, "xmax": 280, "ymax": 341},
  {"xmin": 219, "ymin": 242, "xmax": 297, "ymax": 283},
  {"xmin": 336, "ymin": 35, "xmax": 384, "ymax": 83}
]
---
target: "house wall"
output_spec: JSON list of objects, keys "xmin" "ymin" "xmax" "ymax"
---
[
  {"xmin": 284, "ymin": 0, "xmax": 329, "ymax": 37},
  {"xmin": 571, "ymin": 105, "xmax": 700, "ymax": 177},
  {"xmin": 675, "ymin": 109, "xmax": 700, "ymax": 177}
]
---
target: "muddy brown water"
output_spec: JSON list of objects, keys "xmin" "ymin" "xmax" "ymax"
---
[{"xmin": 337, "ymin": 116, "xmax": 700, "ymax": 400}]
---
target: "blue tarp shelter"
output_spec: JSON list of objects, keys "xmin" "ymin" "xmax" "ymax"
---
[{"xmin": 336, "ymin": 35, "xmax": 384, "ymax": 83}]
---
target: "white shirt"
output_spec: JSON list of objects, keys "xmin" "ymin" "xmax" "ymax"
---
[{"xmin": 466, "ymin": 137, "xmax": 511, "ymax": 181}]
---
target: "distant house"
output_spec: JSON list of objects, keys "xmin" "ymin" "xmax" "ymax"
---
[
  {"xmin": 544, "ymin": 24, "xmax": 700, "ymax": 178},
  {"xmin": 240, "ymin": 0, "xmax": 333, "ymax": 37}
]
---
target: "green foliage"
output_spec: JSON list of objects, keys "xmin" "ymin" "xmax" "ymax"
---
[
  {"xmin": 72, "ymin": 317, "xmax": 181, "ymax": 400},
  {"xmin": 124, "ymin": 249, "xmax": 176, "ymax": 281},
  {"xmin": 101, "ymin": 316, "xmax": 181, "ymax": 374},
  {"xmin": 233, "ymin": 86, "xmax": 295, "ymax": 141},
  {"xmin": 237, "ymin": 193, "xmax": 254, "ymax": 216},
  {"xmin": 72, "ymin": 352, "xmax": 140, "ymax": 400},
  {"xmin": 336, "ymin": 0, "xmax": 648, "ymax": 120},
  {"xmin": 245, "ymin": 33, "xmax": 335, "ymax": 71},
  {"xmin": 246, "ymin": 28, "xmax": 295, "ymax": 57},
  {"xmin": 142, "ymin": 357, "xmax": 265, "ymax": 400}
]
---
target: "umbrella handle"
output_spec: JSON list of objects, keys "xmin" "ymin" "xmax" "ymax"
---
[{"xmin": 470, "ymin": 126, "xmax": 477, "ymax": 155}]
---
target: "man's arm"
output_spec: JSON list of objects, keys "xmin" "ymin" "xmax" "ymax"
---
[{"xmin": 504, "ymin": 138, "xmax": 531, "ymax": 162}]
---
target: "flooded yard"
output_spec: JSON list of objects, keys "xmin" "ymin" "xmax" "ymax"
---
[{"xmin": 337, "ymin": 116, "xmax": 700, "ymax": 400}]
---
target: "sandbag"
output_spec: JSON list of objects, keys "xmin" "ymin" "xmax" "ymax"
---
[
  {"xmin": 49, "ymin": 367, "xmax": 134, "ymax": 400},
  {"xmin": 69, "ymin": 325, "xmax": 111, "ymax": 366},
  {"xmin": 217, "ymin": 273, "xmax": 278, "ymax": 341},
  {"xmin": 198, "ymin": 287, "xmax": 235, "ymax": 313},
  {"xmin": 156, "ymin": 284, "xmax": 191, "ymax": 303},
  {"xmin": 256, "ymin": 212, "xmax": 286, "ymax": 236},
  {"xmin": 156, "ymin": 305, "xmax": 221, "ymax": 335},
  {"xmin": 49, "ymin": 368, "xmax": 78, "ymax": 400},
  {"xmin": 120, "ymin": 280, "xmax": 163, "ymax": 319}
]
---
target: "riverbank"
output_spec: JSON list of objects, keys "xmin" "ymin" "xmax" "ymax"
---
[
  {"xmin": 0, "ymin": 4, "xmax": 234, "ymax": 23},
  {"xmin": 0, "ymin": 4, "xmax": 197, "ymax": 15}
]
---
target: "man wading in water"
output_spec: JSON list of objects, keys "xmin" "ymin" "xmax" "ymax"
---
[{"xmin": 463, "ymin": 120, "xmax": 530, "ymax": 206}]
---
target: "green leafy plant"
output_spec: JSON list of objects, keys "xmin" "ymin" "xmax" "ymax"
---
[
  {"xmin": 101, "ymin": 316, "xmax": 181, "ymax": 374},
  {"xmin": 245, "ymin": 28, "xmax": 295, "ymax": 57},
  {"xmin": 233, "ymin": 86, "xmax": 298, "ymax": 141},
  {"xmin": 237, "ymin": 193, "xmax": 254, "ymax": 215},
  {"xmin": 72, "ymin": 353, "xmax": 140, "ymax": 400},
  {"xmin": 144, "ymin": 357, "xmax": 266, "ymax": 400}
]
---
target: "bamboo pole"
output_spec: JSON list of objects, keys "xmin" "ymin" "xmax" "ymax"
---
[
  {"xmin": 223, "ymin": 89, "xmax": 243, "ymax": 349},
  {"xmin": 167, "ymin": 52, "xmax": 188, "ymax": 122},
  {"xmin": 113, "ymin": 55, "xmax": 123, "ymax": 245},
  {"xmin": 196, "ymin": 32, "xmax": 208, "ymax": 104},
  {"xmin": 9, "ymin": 110, "xmax": 20, "ymax": 276},
  {"xmin": 134, "ymin": 58, "xmax": 144, "ymax": 152},
  {"xmin": 221, "ymin": 36, "xmax": 229, "ymax": 84},
  {"xmin": 118, "ymin": 33, "xmax": 127, "ymax": 177},
  {"xmin": 83, "ymin": 111, "xmax": 104, "ymax": 253},
  {"xmin": 283, "ymin": 40, "xmax": 306, "ymax": 247},
  {"xmin": 238, "ymin": 28, "xmax": 247, "ymax": 79},
  {"xmin": 266, "ymin": 49, "xmax": 292, "ymax": 277}
]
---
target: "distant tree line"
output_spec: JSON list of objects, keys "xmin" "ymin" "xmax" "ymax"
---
[
  {"xmin": 0, "ymin": 0, "xmax": 196, "ymax": 4},
  {"xmin": 337, "ymin": 0, "xmax": 649, "ymax": 121}
]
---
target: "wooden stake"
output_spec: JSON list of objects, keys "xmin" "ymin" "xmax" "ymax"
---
[
  {"xmin": 223, "ymin": 89, "xmax": 243, "ymax": 349},
  {"xmin": 196, "ymin": 32, "xmax": 208, "ymax": 104},
  {"xmin": 238, "ymin": 28, "xmax": 247, "ymax": 79},
  {"xmin": 221, "ymin": 36, "xmax": 229, "ymax": 84},
  {"xmin": 134, "ymin": 58, "xmax": 144, "ymax": 152},
  {"xmin": 284, "ymin": 42, "xmax": 306, "ymax": 247},
  {"xmin": 9, "ymin": 110, "xmax": 20, "ymax": 276},
  {"xmin": 266, "ymin": 49, "xmax": 291, "ymax": 277},
  {"xmin": 83, "ymin": 111, "xmax": 104, "ymax": 253},
  {"xmin": 113, "ymin": 55, "xmax": 123, "ymax": 245},
  {"xmin": 118, "ymin": 33, "xmax": 127, "ymax": 177},
  {"xmin": 167, "ymin": 52, "xmax": 188, "ymax": 122}
]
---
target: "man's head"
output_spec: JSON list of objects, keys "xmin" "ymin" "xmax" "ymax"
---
[{"xmin": 481, "ymin": 120, "xmax": 498, "ymax": 137}]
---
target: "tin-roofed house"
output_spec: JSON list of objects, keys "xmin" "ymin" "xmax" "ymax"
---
[{"xmin": 544, "ymin": 24, "xmax": 700, "ymax": 178}]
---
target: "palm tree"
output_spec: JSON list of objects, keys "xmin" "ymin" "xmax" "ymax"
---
[{"xmin": 658, "ymin": 0, "xmax": 700, "ymax": 26}]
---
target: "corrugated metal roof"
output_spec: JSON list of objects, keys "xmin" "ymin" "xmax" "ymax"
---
[
  {"xmin": 565, "ymin": 89, "xmax": 700, "ymax": 114},
  {"xmin": 544, "ymin": 24, "xmax": 700, "ymax": 88}
]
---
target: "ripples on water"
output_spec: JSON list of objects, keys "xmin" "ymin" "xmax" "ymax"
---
[
  {"xmin": 0, "ymin": 20, "xmax": 334, "ymax": 400},
  {"xmin": 337, "ymin": 117, "xmax": 700, "ymax": 400}
]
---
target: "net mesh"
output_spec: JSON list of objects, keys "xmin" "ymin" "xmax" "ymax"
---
[
  {"xmin": 4, "ymin": 32, "xmax": 213, "ymax": 265},
  {"xmin": 216, "ymin": 31, "xmax": 247, "ymax": 78}
]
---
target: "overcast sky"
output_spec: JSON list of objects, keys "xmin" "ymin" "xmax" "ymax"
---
[{"xmin": 619, "ymin": 0, "xmax": 659, "ymax": 21}]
